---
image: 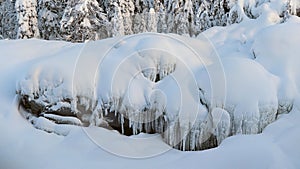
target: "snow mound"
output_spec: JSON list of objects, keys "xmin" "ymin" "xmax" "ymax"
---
[
  {"xmin": 198, "ymin": 57, "xmax": 279, "ymax": 135},
  {"xmin": 223, "ymin": 57, "xmax": 279, "ymax": 134},
  {"xmin": 15, "ymin": 32, "xmax": 286, "ymax": 151},
  {"xmin": 253, "ymin": 18, "xmax": 300, "ymax": 114},
  {"xmin": 16, "ymin": 34, "xmax": 213, "ymax": 150}
]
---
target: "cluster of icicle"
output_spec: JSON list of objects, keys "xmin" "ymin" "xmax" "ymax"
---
[
  {"xmin": 19, "ymin": 91, "xmax": 286, "ymax": 151},
  {"xmin": 17, "ymin": 60, "xmax": 289, "ymax": 151}
]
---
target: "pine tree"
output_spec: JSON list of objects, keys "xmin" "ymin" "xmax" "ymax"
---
[
  {"xmin": 119, "ymin": 0, "xmax": 134, "ymax": 35},
  {"xmin": 0, "ymin": 1, "xmax": 3, "ymax": 39},
  {"xmin": 175, "ymin": 0, "xmax": 193, "ymax": 35},
  {"xmin": 175, "ymin": 9, "xmax": 189, "ymax": 35},
  {"xmin": 110, "ymin": 2, "xmax": 125, "ymax": 36},
  {"xmin": 2, "ymin": 0, "xmax": 295, "ymax": 41},
  {"xmin": 157, "ymin": 1, "xmax": 167, "ymax": 33},
  {"xmin": 60, "ymin": 0, "xmax": 108, "ymax": 42},
  {"xmin": 15, "ymin": 0, "xmax": 40, "ymax": 39},
  {"xmin": 165, "ymin": 0, "xmax": 182, "ymax": 34},
  {"xmin": 132, "ymin": 12, "xmax": 146, "ymax": 34},
  {"xmin": 280, "ymin": 0, "xmax": 300, "ymax": 21},
  {"xmin": 146, "ymin": 8, "xmax": 156, "ymax": 32},
  {"xmin": 38, "ymin": 0, "xmax": 63, "ymax": 40},
  {"xmin": 227, "ymin": 0, "xmax": 243, "ymax": 25},
  {"xmin": 166, "ymin": 12, "xmax": 174, "ymax": 33},
  {"xmin": 193, "ymin": 12, "xmax": 201, "ymax": 36},
  {"xmin": 1, "ymin": 0, "xmax": 17, "ymax": 39}
]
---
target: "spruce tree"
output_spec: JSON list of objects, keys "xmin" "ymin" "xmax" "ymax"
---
[
  {"xmin": 146, "ymin": 8, "xmax": 157, "ymax": 32},
  {"xmin": 110, "ymin": 2, "xmax": 125, "ymax": 36},
  {"xmin": 157, "ymin": 1, "xmax": 167, "ymax": 33},
  {"xmin": 1, "ymin": 0, "xmax": 17, "ymax": 39},
  {"xmin": 38, "ymin": 0, "xmax": 64, "ymax": 40},
  {"xmin": 15, "ymin": 0, "xmax": 40, "ymax": 39},
  {"xmin": 132, "ymin": 12, "xmax": 146, "ymax": 34},
  {"xmin": 60, "ymin": 0, "xmax": 108, "ymax": 42},
  {"xmin": 119, "ymin": 0, "xmax": 134, "ymax": 35}
]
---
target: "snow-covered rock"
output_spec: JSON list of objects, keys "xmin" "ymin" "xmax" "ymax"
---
[{"xmin": 15, "ymin": 31, "xmax": 287, "ymax": 150}]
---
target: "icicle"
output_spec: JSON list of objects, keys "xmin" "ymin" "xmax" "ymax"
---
[
  {"xmin": 120, "ymin": 113, "xmax": 124, "ymax": 135},
  {"xmin": 104, "ymin": 108, "xmax": 108, "ymax": 116},
  {"xmin": 258, "ymin": 105, "xmax": 277, "ymax": 132},
  {"xmin": 182, "ymin": 135, "xmax": 186, "ymax": 151},
  {"xmin": 129, "ymin": 116, "xmax": 132, "ymax": 129},
  {"xmin": 132, "ymin": 121, "xmax": 137, "ymax": 135},
  {"xmin": 70, "ymin": 97, "xmax": 76, "ymax": 113}
]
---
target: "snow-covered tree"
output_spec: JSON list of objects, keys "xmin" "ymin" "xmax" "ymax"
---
[
  {"xmin": 119, "ymin": 0, "xmax": 134, "ymax": 35},
  {"xmin": 0, "ymin": 1, "xmax": 3, "ymax": 38},
  {"xmin": 291, "ymin": 0, "xmax": 300, "ymax": 16},
  {"xmin": 227, "ymin": 0, "xmax": 243, "ymax": 25},
  {"xmin": 193, "ymin": 7, "xmax": 202, "ymax": 36},
  {"xmin": 1, "ymin": 0, "xmax": 17, "ymax": 39},
  {"xmin": 38, "ymin": 0, "xmax": 64, "ymax": 40},
  {"xmin": 282, "ymin": 0, "xmax": 300, "ymax": 21},
  {"xmin": 110, "ymin": 2, "xmax": 125, "ymax": 36},
  {"xmin": 174, "ymin": 0, "xmax": 193, "ymax": 35},
  {"xmin": 157, "ymin": 2, "xmax": 167, "ymax": 33},
  {"xmin": 60, "ymin": 0, "xmax": 108, "ymax": 42},
  {"xmin": 214, "ymin": 0, "xmax": 229, "ymax": 26},
  {"xmin": 15, "ymin": 0, "xmax": 40, "ymax": 39},
  {"xmin": 166, "ymin": 13, "xmax": 175, "ymax": 33},
  {"xmin": 195, "ymin": 0, "xmax": 230, "ymax": 32},
  {"xmin": 175, "ymin": 10, "xmax": 189, "ymax": 35},
  {"xmin": 1, "ymin": 0, "xmax": 298, "ymax": 41},
  {"xmin": 165, "ymin": 0, "xmax": 184, "ymax": 34},
  {"xmin": 132, "ymin": 12, "xmax": 146, "ymax": 34},
  {"xmin": 146, "ymin": 8, "xmax": 156, "ymax": 32}
]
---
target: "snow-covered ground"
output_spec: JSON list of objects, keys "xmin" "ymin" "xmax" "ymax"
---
[{"xmin": 1, "ymin": 6, "xmax": 300, "ymax": 169}]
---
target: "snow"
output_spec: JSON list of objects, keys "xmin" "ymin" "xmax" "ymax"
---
[
  {"xmin": 1, "ymin": 4, "xmax": 300, "ymax": 169},
  {"xmin": 211, "ymin": 107, "xmax": 231, "ymax": 144},
  {"xmin": 253, "ymin": 18, "xmax": 300, "ymax": 114},
  {"xmin": 1, "ymin": 97, "xmax": 300, "ymax": 168},
  {"xmin": 42, "ymin": 113, "xmax": 82, "ymax": 126}
]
